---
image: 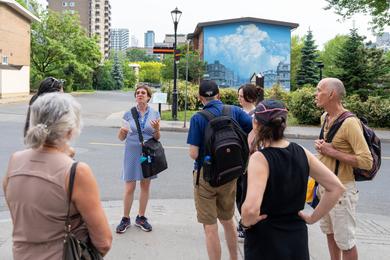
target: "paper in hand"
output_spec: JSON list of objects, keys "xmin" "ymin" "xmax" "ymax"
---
[{"xmin": 121, "ymin": 119, "xmax": 132, "ymax": 133}]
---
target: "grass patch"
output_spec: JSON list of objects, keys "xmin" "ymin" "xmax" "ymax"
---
[{"xmin": 161, "ymin": 110, "xmax": 197, "ymax": 121}]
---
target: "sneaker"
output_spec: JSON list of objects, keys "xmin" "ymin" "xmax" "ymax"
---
[
  {"xmin": 135, "ymin": 215, "xmax": 152, "ymax": 232},
  {"xmin": 116, "ymin": 217, "xmax": 130, "ymax": 234},
  {"xmin": 237, "ymin": 225, "xmax": 245, "ymax": 239}
]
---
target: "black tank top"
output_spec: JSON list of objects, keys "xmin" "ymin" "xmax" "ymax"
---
[
  {"xmin": 260, "ymin": 142, "xmax": 309, "ymax": 217},
  {"xmin": 244, "ymin": 142, "xmax": 310, "ymax": 260}
]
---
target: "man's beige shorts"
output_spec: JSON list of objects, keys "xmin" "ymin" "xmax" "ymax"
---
[
  {"xmin": 193, "ymin": 169, "xmax": 237, "ymax": 225},
  {"xmin": 318, "ymin": 182, "xmax": 359, "ymax": 251}
]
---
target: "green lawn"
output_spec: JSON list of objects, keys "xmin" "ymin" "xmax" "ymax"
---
[
  {"xmin": 161, "ymin": 110, "xmax": 299, "ymax": 126},
  {"xmin": 161, "ymin": 110, "xmax": 197, "ymax": 121}
]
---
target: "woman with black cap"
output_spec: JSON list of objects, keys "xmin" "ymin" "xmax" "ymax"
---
[{"xmin": 240, "ymin": 99, "xmax": 345, "ymax": 260}]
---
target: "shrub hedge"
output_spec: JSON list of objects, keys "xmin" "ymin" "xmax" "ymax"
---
[{"xmin": 161, "ymin": 81, "xmax": 389, "ymax": 128}]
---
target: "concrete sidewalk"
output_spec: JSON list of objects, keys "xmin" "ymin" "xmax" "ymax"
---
[{"xmin": 1, "ymin": 199, "xmax": 390, "ymax": 259}]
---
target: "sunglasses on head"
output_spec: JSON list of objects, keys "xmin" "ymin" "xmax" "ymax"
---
[{"xmin": 48, "ymin": 77, "xmax": 65, "ymax": 89}]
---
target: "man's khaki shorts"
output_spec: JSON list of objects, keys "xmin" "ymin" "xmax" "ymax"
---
[
  {"xmin": 193, "ymin": 169, "xmax": 237, "ymax": 225},
  {"xmin": 318, "ymin": 182, "xmax": 359, "ymax": 251}
]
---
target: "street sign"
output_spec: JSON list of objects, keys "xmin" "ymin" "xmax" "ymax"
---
[
  {"xmin": 153, "ymin": 47, "xmax": 174, "ymax": 54},
  {"xmin": 152, "ymin": 92, "xmax": 168, "ymax": 104}
]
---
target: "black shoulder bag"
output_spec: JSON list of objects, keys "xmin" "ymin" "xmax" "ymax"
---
[
  {"xmin": 131, "ymin": 107, "xmax": 168, "ymax": 178},
  {"xmin": 63, "ymin": 162, "xmax": 103, "ymax": 260}
]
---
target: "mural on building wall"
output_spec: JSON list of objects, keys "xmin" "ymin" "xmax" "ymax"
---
[{"xmin": 204, "ymin": 22, "xmax": 291, "ymax": 90}]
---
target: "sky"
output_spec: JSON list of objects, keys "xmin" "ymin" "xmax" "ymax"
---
[{"xmin": 37, "ymin": 0, "xmax": 386, "ymax": 49}]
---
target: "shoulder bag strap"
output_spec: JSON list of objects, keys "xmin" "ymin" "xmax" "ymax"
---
[
  {"xmin": 65, "ymin": 161, "xmax": 78, "ymax": 233},
  {"xmin": 131, "ymin": 107, "xmax": 144, "ymax": 144}
]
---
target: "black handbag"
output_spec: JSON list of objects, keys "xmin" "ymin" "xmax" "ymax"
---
[
  {"xmin": 63, "ymin": 162, "xmax": 103, "ymax": 260},
  {"xmin": 131, "ymin": 107, "xmax": 168, "ymax": 178}
]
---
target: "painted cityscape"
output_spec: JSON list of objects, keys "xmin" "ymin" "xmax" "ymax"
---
[{"xmin": 203, "ymin": 22, "xmax": 292, "ymax": 90}]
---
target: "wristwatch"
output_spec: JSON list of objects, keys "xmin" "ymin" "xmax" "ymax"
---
[{"xmin": 239, "ymin": 219, "xmax": 252, "ymax": 230}]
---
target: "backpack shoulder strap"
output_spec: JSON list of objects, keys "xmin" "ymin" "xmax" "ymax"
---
[
  {"xmin": 323, "ymin": 111, "xmax": 354, "ymax": 176},
  {"xmin": 198, "ymin": 109, "xmax": 217, "ymax": 122},
  {"xmin": 222, "ymin": 105, "xmax": 232, "ymax": 117},
  {"xmin": 325, "ymin": 111, "xmax": 354, "ymax": 143}
]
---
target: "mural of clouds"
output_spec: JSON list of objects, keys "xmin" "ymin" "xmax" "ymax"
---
[{"xmin": 204, "ymin": 22, "xmax": 291, "ymax": 88}]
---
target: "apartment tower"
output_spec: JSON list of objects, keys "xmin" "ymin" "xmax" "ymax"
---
[
  {"xmin": 110, "ymin": 28, "xmax": 129, "ymax": 51},
  {"xmin": 47, "ymin": 0, "xmax": 111, "ymax": 59}
]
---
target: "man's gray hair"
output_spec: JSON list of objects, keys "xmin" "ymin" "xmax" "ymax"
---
[
  {"xmin": 327, "ymin": 78, "xmax": 346, "ymax": 99},
  {"xmin": 25, "ymin": 93, "xmax": 82, "ymax": 149}
]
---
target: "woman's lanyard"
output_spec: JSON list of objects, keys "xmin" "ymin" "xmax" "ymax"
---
[{"xmin": 137, "ymin": 108, "xmax": 150, "ymax": 130}]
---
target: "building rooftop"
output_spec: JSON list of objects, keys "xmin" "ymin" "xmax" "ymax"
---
[
  {"xmin": 0, "ymin": 0, "xmax": 39, "ymax": 22},
  {"xmin": 193, "ymin": 17, "xmax": 298, "ymax": 36}
]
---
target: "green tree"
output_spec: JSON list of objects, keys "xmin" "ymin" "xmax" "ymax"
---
[
  {"xmin": 296, "ymin": 30, "xmax": 319, "ymax": 87},
  {"xmin": 31, "ymin": 10, "xmax": 101, "ymax": 91},
  {"xmin": 161, "ymin": 45, "xmax": 206, "ymax": 83},
  {"xmin": 126, "ymin": 49, "xmax": 155, "ymax": 62},
  {"xmin": 365, "ymin": 44, "xmax": 390, "ymax": 89},
  {"xmin": 290, "ymin": 35, "xmax": 304, "ymax": 91},
  {"xmin": 94, "ymin": 62, "xmax": 115, "ymax": 90},
  {"xmin": 325, "ymin": 0, "xmax": 390, "ymax": 33},
  {"xmin": 138, "ymin": 62, "xmax": 164, "ymax": 83},
  {"xmin": 15, "ymin": 0, "xmax": 27, "ymax": 8},
  {"xmin": 319, "ymin": 35, "xmax": 348, "ymax": 77},
  {"xmin": 111, "ymin": 54, "xmax": 124, "ymax": 89},
  {"xmin": 335, "ymin": 29, "xmax": 370, "ymax": 93}
]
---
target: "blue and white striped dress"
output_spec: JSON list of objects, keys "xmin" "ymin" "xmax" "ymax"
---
[{"xmin": 122, "ymin": 106, "xmax": 160, "ymax": 181}]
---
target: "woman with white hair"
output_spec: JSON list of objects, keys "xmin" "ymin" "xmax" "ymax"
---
[{"xmin": 3, "ymin": 93, "xmax": 112, "ymax": 260}]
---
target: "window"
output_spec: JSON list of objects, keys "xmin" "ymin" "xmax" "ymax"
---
[
  {"xmin": 69, "ymin": 2, "xmax": 75, "ymax": 7},
  {"xmin": 2, "ymin": 56, "xmax": 8, "ymax": 65},
  {"xmin": 62, "ymin": 1, "xmax": 68, "ymax": 7}
]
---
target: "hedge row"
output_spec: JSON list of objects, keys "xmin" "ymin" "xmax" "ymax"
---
[{"xmin": 161, "ymin": 81, "xmax": 390, "ymax": 128}]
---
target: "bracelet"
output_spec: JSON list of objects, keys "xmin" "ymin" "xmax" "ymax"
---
[{"xmin": 239, "ymin": 219, "xmax": 252, "ymax": 230}]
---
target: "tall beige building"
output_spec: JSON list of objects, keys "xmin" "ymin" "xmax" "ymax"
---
[{"xmin": 47, "ymin": 0, "xmax": 111, "ymax": 59}]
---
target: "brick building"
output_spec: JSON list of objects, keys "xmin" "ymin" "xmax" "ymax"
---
[{"xmin": 0, "ymin": 0, "xmax": 39, "ymax": 98}]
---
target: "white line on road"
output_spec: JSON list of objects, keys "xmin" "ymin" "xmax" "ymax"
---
[{"xmin": 89, "ymin": 142, "xmax": 188, "ymax": 149}]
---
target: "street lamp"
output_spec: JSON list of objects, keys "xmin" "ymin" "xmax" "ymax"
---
[
  {"xmin": 317, "ymin": 61, "xmax": 324, "ymax": 80},
  {"xmin": 171, "ymin": 7, "xmax": 182, "ymax": 120}
]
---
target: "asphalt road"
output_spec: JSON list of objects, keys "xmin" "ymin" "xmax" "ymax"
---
[
  {"xmin": 0, "ymin": 91, "xmax": 389, "ymax": 217},
  {"xmin": 0, "ymin": 121, "xmax": 389, "ymax": 216}
]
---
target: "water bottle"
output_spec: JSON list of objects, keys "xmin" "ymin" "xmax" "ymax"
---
[
  {"xmin": 203, "ymin": 155, "xmax": 212, "ymax": 181},
  {"xmin": 140, "ymin": 156, "xmax": 147, "ymax": 163}
]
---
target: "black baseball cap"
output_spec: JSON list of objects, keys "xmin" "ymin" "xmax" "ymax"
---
[{"xmin": 199, "ymin": 80, "xmax": 219, "ymax": 97}]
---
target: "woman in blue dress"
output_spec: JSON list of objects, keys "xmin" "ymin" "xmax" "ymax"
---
[{"xmin": 116, "ymin": 84, "xmax": 160, "ymax": 233}]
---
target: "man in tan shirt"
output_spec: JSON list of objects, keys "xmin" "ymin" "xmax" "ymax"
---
[{"xmin": 314, "ymin": 78, "xmax": 373, "ymax": 260}]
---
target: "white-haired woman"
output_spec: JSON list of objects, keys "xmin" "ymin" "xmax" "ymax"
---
[{"xmin": 3, "ymin": 93, "xmax": 112, "ymax": 260}]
